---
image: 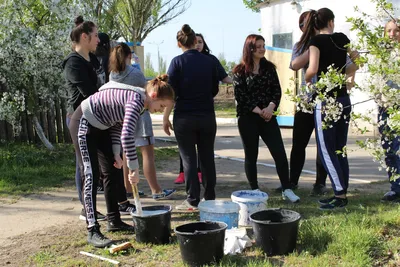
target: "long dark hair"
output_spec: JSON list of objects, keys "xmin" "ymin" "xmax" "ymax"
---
[
  {"xmin": 296, "ymin": 8, "xmax": 335, "ymax": 54},
  {"xmin": 233, "ymin": 34, "xmax": 275, "ymax": 75},
  {"xmin": 298, "ymin": 11, "xmax": 310, "ymax": 30},
  {"xmin": 196, "ymin": 33, "xmax": 211, "ymax": 55}
]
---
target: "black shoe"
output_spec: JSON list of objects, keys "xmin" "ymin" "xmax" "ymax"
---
[
  {"xmin": 119, "ymin": 202, "xmax": 136, "ymax": 215},
  {"xmin": 310, "ymin": 184, "xmax": 329, "ymax": 196},
  {"xmin": 275, "ymin": 184, "xmax": 298, "ymax": 192},
  {"xmin": 87, "ymin": 225, "xmax": 113, "ymax": 248},
  {"xmin": 107, "ymin": 220, "xmax": 135, "ymax": 232},
  {"xmin": 381, "ymin": 191, "xmax": 400, "ymax": 203},
  {"xmin": 97, "ymin": 185, "xmax": 104, "ymax": 194},
  {"xmin": 318, "ymin": 196, "xmax": 336, "ymax": 205},
  {"xmin": 319, "ymin": 197, "xmax": 348, "ymax": 210},
  {"xmin": 79, "ymin": 208, "xmax": 107, "ymax": 221}
]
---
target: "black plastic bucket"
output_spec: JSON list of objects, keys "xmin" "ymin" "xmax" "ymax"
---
[
  {"xmin": 250, "ymin": 208, "xmax": 301, "ymax": 256},
  {"xmin": 132, "ymin": 205, "xmax": 172, "ymax": 244},
  {"xmin": 174, "ymin": 221, "xmax": 227, "ymax": 267}
]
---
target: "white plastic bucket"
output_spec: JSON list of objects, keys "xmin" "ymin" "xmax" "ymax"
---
[
  {"xmin": 198, "ymin": 200, "xmax": 240, "ymax": 229},
  {"xmin": 231, "ymin": 190, "xmax": 269, "ymax": 226}
]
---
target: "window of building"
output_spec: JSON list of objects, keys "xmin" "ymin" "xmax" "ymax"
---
[{"xmin": 272, "ymin": 33, "xmax": 292, "ymax": 49}]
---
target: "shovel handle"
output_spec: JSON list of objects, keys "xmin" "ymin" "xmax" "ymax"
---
[{"xmin": 131, "ymin": 183, "xmax": 142, "ymax": 216}]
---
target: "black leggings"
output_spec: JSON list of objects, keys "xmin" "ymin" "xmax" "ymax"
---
[
  {"xmin": 179, "ymin": 155, "xmax": 201, "ymax": 173},
  {"xmin": 238, "ymin": 114, "xmax": 291, "ymax": 190},
  {"xmin": 289, "ymin": 111, "xmax": 327, "ymax": 186},
  {"xmin": 69, "ymin": 106, "xmax": 124, "ymax": 228},
  {"xmin": 173, "ymin": 114, "xmax": 217, "ymax": 206}
]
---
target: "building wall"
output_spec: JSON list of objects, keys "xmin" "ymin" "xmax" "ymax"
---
[{"xmin": 260, "ymin": 0, "xmax": 400, "ymax": 131}]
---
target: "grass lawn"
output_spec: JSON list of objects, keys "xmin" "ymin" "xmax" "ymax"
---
[
  {"xmin": 27, "ymin": 189, "xmax": 400, "ymax": 267},
  {"xmin": 0, "ymin": 143, "xmax": 179, "ymax": 198},
  {"xmin": 214, "ymin": 100, "xmax": 236, "ymax": 118}
]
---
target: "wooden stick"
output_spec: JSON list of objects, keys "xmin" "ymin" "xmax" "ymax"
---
[
  {"xmin": 79, "ymin": 251, "xmax": 120, "ymax": 265},
  {"xmin": 132, "ymin": 184, "xmax": 143, "ymax": 216},
  {"xmin": 109, "ymin": 242, "xmax": 133, "ymax": 254}
]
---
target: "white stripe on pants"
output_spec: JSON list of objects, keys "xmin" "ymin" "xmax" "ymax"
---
[
  {"xmin": 78, "ymin": 117, "xmax": 96, "ymax": 228},
  {"xmin": 315, "ymin": 102, "xmax": 344, "ymax": 192}
]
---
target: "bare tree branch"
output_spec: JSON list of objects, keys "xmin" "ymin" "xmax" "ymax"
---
[{"xmin": 116, "ymin": 0, "xmax": 190, "ymax": 43}]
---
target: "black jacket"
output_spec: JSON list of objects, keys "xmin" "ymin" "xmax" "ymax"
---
[{"xmin": 62, "ymin": 52, "xmax": 102, "ymax": 114}]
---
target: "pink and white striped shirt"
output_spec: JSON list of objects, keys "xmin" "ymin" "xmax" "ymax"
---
[{"xmin": 81, "ymin": 81, "xmax": 145, "ymax": 170}]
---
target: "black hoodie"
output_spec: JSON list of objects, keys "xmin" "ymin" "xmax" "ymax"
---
[{"xmin": 62, "ymin": 52, "xmax": 104, "ymax": 114}]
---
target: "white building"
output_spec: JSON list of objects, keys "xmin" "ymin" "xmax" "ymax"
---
[{"xmin": 258, "ymin": 0, "xmax": 400, "ymax": 130}]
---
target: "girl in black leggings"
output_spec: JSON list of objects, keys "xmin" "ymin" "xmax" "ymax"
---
[{"xmin": 232, "ymin": 34, "xmax": 300, "ymax": 203}]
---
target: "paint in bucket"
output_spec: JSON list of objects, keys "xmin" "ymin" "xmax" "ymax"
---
[
  {"xmin": 231, "ymin": 190, "xmax": 268, "ymax": 226},
  {"xmin": 250, "ymin": 208, "xmax": 301, "ymax": 256},
  {"xmin": 132, "ymin": 205, "xmax": 172, "ymax": 244},
  {"xmin": 198, "ymin": 200, "xmax": 240, "ymax": 229}
]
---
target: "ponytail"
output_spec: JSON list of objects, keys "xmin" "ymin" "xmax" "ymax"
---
[
  {"xmin": 296, "ymin": 10, "xmax": 318, "ymax": 54},
  {"xmin": 109, "ymin": 43, "xmax": 131, "ymax": 73}
]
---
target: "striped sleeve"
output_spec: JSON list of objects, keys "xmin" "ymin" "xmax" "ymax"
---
[
  {"xmin": 121, "ymin": 100, "xmax": 144, "ymax": 170},
  {"xmin": 110, "ymin": 123, "xmax": 122, "ymax": 155}
]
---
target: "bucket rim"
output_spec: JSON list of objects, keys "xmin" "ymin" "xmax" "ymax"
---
[
  {"xmin": 231, "ymin": 190, "xmax": 269, "ymax": 203},
  {"xmin": 131, "ymin": 205, "xmax": 172, "ymax": 218},
  {"xmin": 198, "ymin": 200, "xmax": 240, "ymax": 213},
  {"xmin": 249, "ymin": 208, "xmax": 301, "ymax": 225},
  {"xmin": 174, "ymin": 221, "xmax": 228, "ymax": 235}
]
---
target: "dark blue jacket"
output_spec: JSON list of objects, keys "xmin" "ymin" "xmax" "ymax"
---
[{"xmin": 167, "ymin": 49, "xmax": 219, "ymax": 116}]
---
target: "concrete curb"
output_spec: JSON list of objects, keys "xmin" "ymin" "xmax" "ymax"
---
[{"xmin": 150, "ymin": 114, "xmax": 237, "ymax": 125}]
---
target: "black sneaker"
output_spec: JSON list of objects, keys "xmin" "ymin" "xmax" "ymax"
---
[
  {"xmin": 107, "ymin": 220, "xmax": 135, "ymax": 232},
  {"xmin": 275, "ymin": 184, "xmax": 298, "ymax": 192},
  {"xmin": 318, "ymin": 196, "xmax": 335, "ymax": 205},
  {"xmin": 87, "ymin": 225, "xmax": 113, "ymax": 248},
  {"xmin": 310, "ymin": 184, "xmax": 329, "ymax": 196},
  {"xmin": 381, "ymin": 191, "xmax": 400, "ymax": 203},
  {"xmin": 79, "ymin": 208, "xmax": 107, "ymax": 221},
  {"xmin": 119, "ymin": 202, "xmax": 136, "ymax": 215},
  {"xmin": 97, "ymin": 185, "xmax": 104, "ymax": 194},
  {"xmin": 319, "ymin": 197, "xmax": 348, "ymax": 210}
]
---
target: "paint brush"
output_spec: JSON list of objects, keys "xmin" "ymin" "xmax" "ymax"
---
[{"xmin": 132, "ymin": 183, "xmax": 143, "ymax": 216}]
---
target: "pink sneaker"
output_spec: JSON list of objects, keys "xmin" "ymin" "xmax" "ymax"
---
[
  {"xmin": 174, "ymin": 172, "xmax": 185, "ymax": 184},
  {"xmin": 198, "ymin": 172, "xmax": 202, "ymax": 183}
]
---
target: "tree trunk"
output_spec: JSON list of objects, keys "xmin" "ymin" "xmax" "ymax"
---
[
  {"xmin": 0, "ymin": 120, "xmax": 6, "ymax": 141},
  {"xmin": 6, "ymin": 122, "xmax": 14, "ymax": 141},
  {"xmin": 47, "ymin": 102, "xmax": 56, "ymax": 143},
  {"xmin": 55, "ymin": 97, "xmax": 63, "ymax": 143},
  {"xmin": 26, "ymin": 112, "xmax": 35, "ymax": 143},
  {"xmin": 33, "ymin": 116, "xmax": 54, "ymax": 150},
  {"xmin": 61, "ymin": 99, "xmax": 71, "ymax": 143}
]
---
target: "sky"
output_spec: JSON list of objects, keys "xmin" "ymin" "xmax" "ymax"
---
[{"xmin": 140, "ymin": 0, "xmax": 261, "ymax": 72}]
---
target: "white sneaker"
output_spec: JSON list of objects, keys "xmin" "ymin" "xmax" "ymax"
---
[
  {"xmin": 176, "ymin": 200, "xmax": 198, "ymax": 211},
  {"xmin": 282, "ymin": 189, "xmax": 300, "ymax": 203}
]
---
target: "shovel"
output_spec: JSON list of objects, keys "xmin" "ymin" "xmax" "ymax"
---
[{"xmin": 131, "ymin": 183, "xmax": 143, "ymax": 216}]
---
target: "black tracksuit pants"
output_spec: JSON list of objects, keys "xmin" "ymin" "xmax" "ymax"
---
[
  {"xmin": 289, "ymin": 111, "xmax": 327, "ymax": 186},
  {"xmin": 69, "ymin": 106, "xmax": 123, "ymax": 228}
]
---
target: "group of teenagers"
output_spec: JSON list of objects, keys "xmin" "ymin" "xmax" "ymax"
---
[{"xmin": 63, "ymin": 7, "xmax": 400, "ymax": 247}]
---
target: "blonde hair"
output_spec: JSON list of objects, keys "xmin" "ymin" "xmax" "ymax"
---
[
  {"xmin": 147, "ymin": 74, "xmax": 175, "ymax": 100},
  {"xmin": 384, "ymin": 19, "xmax": 400, "ymax": 37}
]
